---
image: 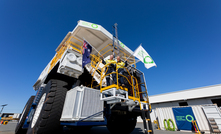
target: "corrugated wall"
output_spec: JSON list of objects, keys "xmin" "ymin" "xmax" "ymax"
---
[
  {"xmin": 153, "ymin": 105, "xmax": 211, "ymax": 133},
  {"xmin": 155, "ymin": 107, "xmax": 177, "ymax": 130},
  {"xmin": 150, "ymin": 109, "xmax": 156, "ymax": 121},
  {"xmin": 192, "ymin": 106, "xmax": 210, "ymax": 132}
]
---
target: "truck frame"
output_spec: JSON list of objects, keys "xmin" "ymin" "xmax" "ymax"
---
[{"xmin": 15, "ymin": 20, "xmax": 153, "ymax": 134}]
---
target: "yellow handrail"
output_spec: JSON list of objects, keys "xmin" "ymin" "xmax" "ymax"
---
[
  {"xmin": 99, "ymin": 44, "xmax": 112, "ymax": 54},
  {"xmin": 99, "ymin": 64, "xmax": 142, "ymax": 100},
  {"xmin": 48, "ymin": 36, "xmax": 83, "ymax": 73},
  {"xmin": 87, "ymin": 54, "xmax": 149, "ymax": 110},
  {"xmin": 192, "ymin": 120, "xmax": 201, "ymax": 134}
]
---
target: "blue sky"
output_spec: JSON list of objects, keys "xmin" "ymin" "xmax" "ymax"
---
[{"xmin": 0, "ymin": 0, "xmax": 220, "ymax": 113}]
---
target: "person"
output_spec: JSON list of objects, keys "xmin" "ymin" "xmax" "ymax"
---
[
  {"xmin": 101, "ymin": 55, "xmax": 117, "ymax": 86},
  {"xmin": 116, "ymin": 56, "xmax": 128, "ymax": 87}
]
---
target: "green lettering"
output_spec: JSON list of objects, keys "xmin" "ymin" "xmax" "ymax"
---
[{"xmin": 120, "ymin": 42, "xmax": 125, "ymax": 48}]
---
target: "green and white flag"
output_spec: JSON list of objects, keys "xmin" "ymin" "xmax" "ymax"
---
[{"xmin": 133, "ymin": 45, "xmax": 156, "ymax": 69}]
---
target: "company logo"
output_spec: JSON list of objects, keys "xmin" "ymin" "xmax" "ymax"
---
[
  {"xmin": 186, "ymin": 115, "xmax": 194, "ymax": 122},
  {"xmin": 120, "ymin": 42, "xmax": 125, "ymax": 48},
  {"xmin": 138, "ymin": 50, "xmax": 153, "ymax": 64},
  {"xmin": 176, "ymin": 115, "xmax": 194, "ymax": 122},
  {"xmin": 91, "ymin": 24, "xmax": 98, "ymax": 28},
  {"xmin": 81, "ymin": 21, "xmax": 98, "ymax": 29},
  {"xmin": 144, "ymin": 56, "xmax": 154, "ymax": 64}
]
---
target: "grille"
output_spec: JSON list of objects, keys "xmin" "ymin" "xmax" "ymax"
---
[{"xmin": 60, "ymin": 86, "xmax": 104, "ymax": 121}]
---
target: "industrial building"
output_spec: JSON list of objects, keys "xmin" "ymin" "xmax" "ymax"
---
[
  {"xmin": 138, "ymin": 84, "xmax": 221, "ymax": 133},
  {"xmin": 149, "ymin": 84, "xmax": 221, "ymax": 109}
]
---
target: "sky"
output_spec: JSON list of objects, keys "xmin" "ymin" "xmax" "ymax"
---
[{"xmin": 0, "ymin": 0, "xmax": 220, "ymax": 113}]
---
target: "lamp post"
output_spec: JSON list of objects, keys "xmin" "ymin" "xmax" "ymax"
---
[{"xmin": 0, "ymin": 104, "xmax": 8, "ymax": 115}]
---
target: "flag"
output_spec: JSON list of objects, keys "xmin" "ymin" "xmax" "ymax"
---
[
  {"xmin": 82, "ymin": 40, "xmax": 92, "ymax": 67},
  {"xmin": 133, "ymin": 45, "xmax": 156, "ymax": 69}
]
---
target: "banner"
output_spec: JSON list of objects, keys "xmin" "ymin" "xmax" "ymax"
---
[
  {"xmin": 172, "ymin": 107, "xmax": 197, "ymax": 131},
  {"xmin": 133, "ymin": 45, "xmax": 156, "ymax": 69}
]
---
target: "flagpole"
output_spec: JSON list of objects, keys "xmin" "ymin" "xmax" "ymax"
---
[
  {"xmin": 125, "ymin": 43, "xmax": 142, "ymax": 61},
  {"xmin": 129, "ymin": 59, "xmax": 141, "ymax": 66},
  {"xmin": 83, "ymin": 37, "xmax": 101, "ymax": 55}
]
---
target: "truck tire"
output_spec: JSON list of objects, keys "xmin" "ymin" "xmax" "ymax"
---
[
  {"xmin": 107, "ymin": 114, "xmax": 137, "ymax": 134},
  {"xmin": 27, "ymin": 79, "xmax": 68, "ymax": 134},
  {"xmin": 15, "ymin": 96, "xmax": 35, "ymax": 134}
]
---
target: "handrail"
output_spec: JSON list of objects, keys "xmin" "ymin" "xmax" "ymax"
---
[
  {"xmin": 87, "ymin": 55, "xmax": 149, "ymax": 110},
  {"xmin": 48, "ymin": 36, "xmax": 83, "ymax": 73},
  {"xmin": 98, "ymin": 64, "xmax": 141, "ymax": 99},
  {"xmin": 192, "ymin": 120, "xmax": 201, "ymax": 134},
  {"xmin": 98, "ymin": 43, "xmax": 112, "ymax": 54}
]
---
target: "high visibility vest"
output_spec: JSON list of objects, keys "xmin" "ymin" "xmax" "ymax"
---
[
  {"xmin": 117, "ymin": 61, "xmax": 125, "ymax": 69},
  {"xmin": 105, "ymin": 59, "xmax": 116, "ymax": 67}
]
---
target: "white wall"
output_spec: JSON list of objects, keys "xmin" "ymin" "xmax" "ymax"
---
[
  {"xmin": 147, "ymin": 97, "xmax": 216, "ymax": 123},
  {"xmin": 149, "ymin": 84, "xmax": 221, "ymax": 104},
  {"xmin": 151, "ymin": 97, "xmax": 215, "ymax": 110}
]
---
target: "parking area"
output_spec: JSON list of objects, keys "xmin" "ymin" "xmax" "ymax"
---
[{"xmin": 0, "ymin": 122, "xmax": 195, "ymax": 134}]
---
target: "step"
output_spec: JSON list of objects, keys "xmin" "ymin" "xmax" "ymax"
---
[
  {"xmin": 210, "ymin": 122, "xmax": 217, "ymax": 125},
  {"xmin": 213, "ymin": 129, "xmax": 220, "ymax": 133},
  {"xmin": 208, "ymin": 118, "xmax": 215, "ymax": 121},
  {"xmin": 211, "ymin": 125, "xmax": 218, "ymax": 129}
]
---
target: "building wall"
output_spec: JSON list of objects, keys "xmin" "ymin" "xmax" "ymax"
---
[
  {"xmin": 151, "ymin": 97, "xmax": 217, "ymax": 110},
  {"xmin": 138, "ymin": 84, "xmax": 221, "ymax": 123},
  {"xmin": 149, "ymin": 84, "xmax": 221, "ymax": 104},
  {"xmin": 145, "ymin": 96, "xmax": 220, "ymax": 123}
]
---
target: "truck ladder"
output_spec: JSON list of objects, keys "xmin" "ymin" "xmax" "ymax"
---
[{"xmin": 141, "ymin": 109, "xmax": 154, "ymax": 134}]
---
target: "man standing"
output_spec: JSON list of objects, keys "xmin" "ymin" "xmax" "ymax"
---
[
  {"xmin": 116, "ymin": 56, "xmax": 128, "ymax": 87},
  {"xmin": 101, "ymin": 55, "xmax": 117, "ymax": 86}
]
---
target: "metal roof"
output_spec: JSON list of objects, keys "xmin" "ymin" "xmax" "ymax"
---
[{"xmin": 149, "ymin": 84, "xmax": 221, "ymax": 104}]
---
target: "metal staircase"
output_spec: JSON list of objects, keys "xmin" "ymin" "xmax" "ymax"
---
[
  {"xmin": 85, "ymin": 62, "xmax": 106, "ymax": 86},
  {"xmin": 202, "ymin": 105, "xmax": 221, "ymax": 133},
  {"xmin": 208, "ymin": 118, "xmax": 220, "ymax": 133}
]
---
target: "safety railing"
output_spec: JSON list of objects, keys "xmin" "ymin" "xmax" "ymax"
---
[
  {"xmin": 88, "ymin": 56, "xmax": 148, "ymax": 108},
  {"xmin": 97, "ymin": 44, "xmax": 137, "ymax": 68},
  {"xmin": 48, "ymin": 36, "xmax": 83, "ymax": 72}
]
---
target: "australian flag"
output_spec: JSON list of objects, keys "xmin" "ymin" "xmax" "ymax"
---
[{"xmin": 82, "ymin": 40, "xmax": 92, "ymax": 68}]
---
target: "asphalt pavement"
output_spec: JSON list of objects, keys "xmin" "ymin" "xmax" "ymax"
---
[{"xmin": 0, "ymin": 121, "xmax": 195, "ymax": 134}]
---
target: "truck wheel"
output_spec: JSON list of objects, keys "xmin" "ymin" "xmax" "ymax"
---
[
  {"xmin": 15, "ymin": 96, "xmax": 35, "ymax": 134},
  {"xmin": 27, "ymin": 79, "xmax": 68, "ymax": 134},
  {"xmin": 107, "ymin": 114, "xmax": 137, "ymax": 134}
]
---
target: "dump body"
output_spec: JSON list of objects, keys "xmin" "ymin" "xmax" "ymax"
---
[{"xmin": 33, "ymin": 20, "xmax": 135, "ymax": 91}]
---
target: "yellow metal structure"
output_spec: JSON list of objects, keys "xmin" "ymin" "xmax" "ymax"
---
[
  {"xmin": 88, "ymin": 53, "xmax": 150, "ymax": 110},
  {"xmin": 48, "ymin": 36, "xmax": 83, "ymax": 73},
  {"xmin": 3, "ymin": 121, "xmax": 8, "ymax": 125},
  {"xmin": 154, "ymin": 120, "xmax": 161, "ymax": 130},
  {"xmin": 0, "ymin": 117, "xmax": 18, "ymax": 126},
  {"xmin": 192, "ymin": 120, "xmax": 201, "ymax": 134}
]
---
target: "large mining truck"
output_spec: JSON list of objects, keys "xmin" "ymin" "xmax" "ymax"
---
[{"xmin": 15, "ymin": 20, "xmax": 153, "ymax": 134}]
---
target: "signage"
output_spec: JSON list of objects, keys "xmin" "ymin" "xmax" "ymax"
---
[{"xmin": 172, "ymin": 107, "xmax": 197, "ymax": 131}]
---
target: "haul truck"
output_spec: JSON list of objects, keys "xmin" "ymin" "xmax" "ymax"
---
[{"xmin": 15, "ymin": 20, "xmax": 153, "ymax": 134}]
